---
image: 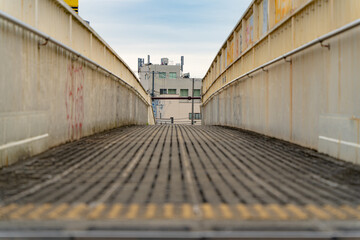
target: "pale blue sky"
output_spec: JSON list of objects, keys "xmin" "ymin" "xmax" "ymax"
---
[{"xmin": 79, "ymin": 0, "xmax": 252, "ymax": 78}]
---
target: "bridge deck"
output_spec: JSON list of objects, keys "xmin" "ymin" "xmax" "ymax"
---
[{"xmin": 1, "ymin": 125, "xmax": 360, "ymax": 238}]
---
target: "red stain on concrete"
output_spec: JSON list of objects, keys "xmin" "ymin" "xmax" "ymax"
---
[{"xmin": 65, "ymin": 63, "xmax": 84, "ymax": 140}]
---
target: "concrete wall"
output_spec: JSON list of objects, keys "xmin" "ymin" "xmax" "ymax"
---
[
  {"xmin": 156, "ymin": 98, "xmax": 202, "ymax": 124},
  {"xmin": 203, "ymin": 0, "xmax": 360, "ymax": 100},
  {"xmin": 202, "ymin": 26, "xmax": 360, "ymax": 164},
  {"xmin": 202, "ymin": 0, "xmax": 360, "ymax": 164},
  {"xmin": 0, "ymin": 1, "xmax": 154, "ymax": 167}
]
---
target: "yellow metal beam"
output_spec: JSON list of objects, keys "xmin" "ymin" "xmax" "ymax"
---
[{"xmin": 64, "ymin": 0, "xmax": 79, "ymax": 13}]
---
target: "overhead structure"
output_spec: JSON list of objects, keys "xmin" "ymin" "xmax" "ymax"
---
[{"xmin": 64, "ymin": 0, "xmax": 79, "ymax": 13}]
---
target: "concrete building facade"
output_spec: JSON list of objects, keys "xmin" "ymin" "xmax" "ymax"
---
[{"xmin": 138, "ymin": 57, "xmax": 202, "ymax": 124}]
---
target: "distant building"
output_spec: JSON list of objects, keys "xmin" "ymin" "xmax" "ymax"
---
[{"xmin": 138, "ymin": 56, "xmax": 202, "ymax": 124}]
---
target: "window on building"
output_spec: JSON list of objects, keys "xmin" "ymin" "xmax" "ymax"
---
[
  {"xmin": 160, "ymin": 89, "xmax": 167, "ymax": 94},
  {"xmin": 189, "ymin": 113, "xmax": 202, "ymax": 120},
  {"xmin": 193, "ymin": 89, "xmax": 201, "ymax": 97},
  {"xmin": 169, "ymin": 72, "xmax": 177, "ymax": 79},
  {"xmin": 168, "ymin": 89, "xmax": 176, "ymax": 94},
  {"xmin": 159, "ymin": 72, "xmax": 166, "ymax": 78},
  {"xmin": 180, "ymin": 89, "xmax": 189, "ymax": 97}
]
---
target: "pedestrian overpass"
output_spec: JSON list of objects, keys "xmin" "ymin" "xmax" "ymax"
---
[{"xmin": 0, "ymin": 0, "xmax": 360, "ymax": 239}]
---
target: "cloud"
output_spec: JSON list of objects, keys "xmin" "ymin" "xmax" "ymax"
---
[{"xmin": 79, "ymin": 0, "xmax": 253, "ymax": 78}]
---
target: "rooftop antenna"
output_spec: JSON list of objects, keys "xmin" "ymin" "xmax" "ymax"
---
[{"xmin": 181, "ymin": 56, "xmax": 184, "ymax": 72}]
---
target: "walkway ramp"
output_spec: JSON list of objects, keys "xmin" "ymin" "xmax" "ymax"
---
[{"xmin": 0, "ymin": 125, "xmax": 360, "ymax": 239}]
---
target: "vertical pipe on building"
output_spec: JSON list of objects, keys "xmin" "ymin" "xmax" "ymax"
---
[
  {"xmin": 152, "ymin": 71, "xmax": 155, "ymax": 97},
  {"xmin": 191, "ymin": 78, "xmax": 194, "ymax": 125}
]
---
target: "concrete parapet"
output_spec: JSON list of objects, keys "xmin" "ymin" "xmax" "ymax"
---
[
  {"xmin": 202, "ymin": 26, "xmax": 360, "ymax": 164},
  {"xmin": 0, "ymin": 2, "xmax": 154, "ymax": 167}
]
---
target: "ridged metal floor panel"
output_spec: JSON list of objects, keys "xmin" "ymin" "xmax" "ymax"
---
[{"xmin": 0, "ymin": 125, "xmax": 360, "ymax": 238}]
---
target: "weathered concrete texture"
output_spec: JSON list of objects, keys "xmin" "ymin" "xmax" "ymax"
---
[
  {"xmin": 0, "ymin": 17, "xmax": 151, "ymax": 167},
  {"xmin": 202, "ymin": 26, "xmax": 360, "ymax": 165},
  {"xmin": 0, "ymin": 0, "xmax": 149, "ymax": 99}
]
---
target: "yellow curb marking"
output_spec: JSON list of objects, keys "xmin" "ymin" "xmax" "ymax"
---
[
  {"xmin": 126, "ymin": 204, "xmax": 139, "ymax": 219},
  {"xmin": 27, "ymin": 204, "xmax": 52, "ymax": 220},
  {"xmin": 65, "ymin": 203, "xmax": 87, "ymax": 219},
  {"xmin": 47, "ymin": 203, "xmax": 69, "ymax": 219},
  {"xmin": 268, "ymin": 204, "xmax": 288, "ymax": 220},
  {"xmin": 202, "ymin": 204, "xmax": 215, "ymax": 219},
  {"xmin": 107, "ymin": 204, "xmax": 123, "ymax": 219},
  {"xmin": 324, "ymin": 205, "xmax": 347, "ymax": 220},
  {"xmin": 88, "ymin": 204, "xmax": 106, "ymax": 220},
  {"xmin": 163, "ymin": 204, "xmax": 174, "ymax": 219},
  {"xmin": 145, "ymin": 204, "xmax": 156, "ymax": 219},
  {"xmin": 219, "ymin": 204, "xmax": 233, "ymax": 219},
  {"xmin": 306, "ymin": 204, "xmax": 331, "ymax": 220},
  {"xmin": 341, "ymin": 205, "xmax": 360, "ymax": 219},
  {"xmin": 9, "ymin": 204, "xmax": 35, "ymax": 220},
  {"xmin": 182, "ymin": 204, "xmax": 194, "ymax": 219},
  {"xmin": 253, "ymin": 204, "xmax": 269, "ymax": 220},
  {"xmin": 286, "ymin": 204, "xmax": 308, "ymax": 220},
  {"xmin": 0, "ymin": 204, "xmax": 18, "ymax": 219},
  {"xmin": 236, "ymin": 204, "xmax": 251, "ymax": 220},
  {"xmin": 2, "ymin": 203, "xmax": 357, "ymax": 221}
]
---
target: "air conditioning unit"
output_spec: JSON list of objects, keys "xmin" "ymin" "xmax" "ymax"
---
[{"xmin": 161, "ymin": 58, "xmax": 169, "ymax": 65}]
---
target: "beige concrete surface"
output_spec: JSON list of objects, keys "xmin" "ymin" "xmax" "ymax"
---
[
  {"xmin": 202, "ymin": 0, "xmax": 360, "ymax": 164},
  {"xmin": 0, "ymin": 0, "xmax": 154, "ymax": 167},
  {"xmin": 203, "ymin": 27, "xmax": 360, "ymax": 164}
]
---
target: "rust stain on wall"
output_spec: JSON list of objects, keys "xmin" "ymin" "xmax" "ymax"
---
[
  {"xmin": 227, "ymin": 41, "xmax": 234, "ymax": 67},
  {"xmin": 65, "ymin": 63, "xmax": 84, "ymax": 140},
  {"xmin": 275, "ymin": 0, "xmax": 292, "ymax": 24}
]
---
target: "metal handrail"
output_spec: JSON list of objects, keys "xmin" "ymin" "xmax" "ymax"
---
[
  {"xmin": 0, "ymin": 10, "xmax": 151, "ymax": 107},
  {"xmin": 202, "ymin": 18, "xmax": 360, "ymax": 106}
]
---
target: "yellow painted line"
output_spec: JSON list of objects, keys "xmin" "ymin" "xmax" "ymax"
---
[
  {"xmin": 9, "ymin": 204, "xmax": 35, "ymax": 220},
  {"xmin": 236, "ymin": 204, "xmax": 251, "ymax": 220},
  {"xmin": 219, "ymin": 204, "xmax": 233, "ymax": 219},
  {"xmin": 107, "ymin": 204, "xmax": 123, "ymax": 219},
  {"xmin": 145, "ymin": 204, "xmax": 157, "ymax": 219},
  {"xmin": 324, "ymin": 205, "xmax": 347, "ymax": 220},
  {"xmin": 202, "ymin": 204, "xmax": 215, "ymax": 219},
  {"xmin": 47, "ymin": 203, "xmax": 69, "ymax": 219},
  {"xmin": 341, "ymin": 205, "xmax": 360, "ymax": 219},
  {"xmin": 125, "ymin": 204, "xmax": 139, "ymax": 219},
  {"xmin": 268, "ymin": 204, "xmax": 288, "ymax": 220},
  {"xmin": 286, "ymin": 204, "xmax": 308, "ymax": 220},
  {"xmin": 27, "ymin": 204, "xmax": 52, "ymax": 220},
  {"xmin": 182, "ymin": 204, "xmax": 194, "ymax": 219},
  {"xmin": 253, "ymin": 204, "xmax": 269, "ymax": 220},
  {"xmin": 306, "ymin": 204, "xmax": 331, "ymax": 220},
  {"xmin": 87, "ymin": 204, "xmax": 106, "ymax": 220},
  {"xmin": 163, "ymin": 204, "xmax": 174, "ymax": 219},
  {"xmin": 0, "ymin": 204, "xmax": 18, "ymax": 219},
  {"xmin": 65, "ymin": 203, "xmax": 87, "ymax": 219}
]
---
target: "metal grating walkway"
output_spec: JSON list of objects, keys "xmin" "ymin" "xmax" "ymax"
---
[{"xmin": 0, "ymin": 125, "xmax": 360, "ymax": 238}]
